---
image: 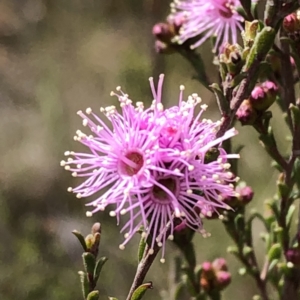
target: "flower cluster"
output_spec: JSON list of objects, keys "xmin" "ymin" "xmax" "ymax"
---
[
  {"xmin": 169, "ymin": 0, "xmax": 244, "ymax": 51},
  {"xmin": 236, "ymin": 80, "xmax": 278, "ymax": 125},
  {"xmin": 200, "ymin": 258, "xmax": 231, "ymax": 292},
  {"xmin": 61, "ymin": 75, "xmax": 239, "ymax": 261}
]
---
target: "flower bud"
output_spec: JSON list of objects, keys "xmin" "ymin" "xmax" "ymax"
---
[
  {"xmin": 235, "ymin": 185, "xmax": 254, "ymax": 205},
  {"xmin": 152, "ymin": 23, "xmax": 174, "ymax": 44},
  {"xmin": 152, "ymin": 16, "xmax": 184, "ymax": 44},
  {"xmin": 235, "ymin": 99, "xmax": 257, "ymax": 125},
  {"xmin": 173, "ymin": 220, "xmax": 195, "ymax": 245},
  {"xmin": 283, "ymin": 12, "xmax": 300, "ymax": 34},
  {"xmin": 200, "ymin": 261, "xmax": 214, "ymax": 291},
  {"xmin": 200, "ymin": 258, "xmax": 231, "ymax": 292},
  {"xmin": 213, "ymin": 270, "xmax": 231, "ymax": 290},
  {"xmin": 91, "ymin": 222, "xmax": 101, "ymax": 235},
  {"xmin": 154, "ymin": 40, "xmax": 175, "ymax": 54},
  {"xmin": 212, "ymin": 258, "xmax": 228, "ymax": 272},
  {"xmin": 250, "ymin": 81, "xmax": 278, "ymax": 111},
  {"xmin": 286, "ymin": 248, "xmax": 300, "ymax": 267}
]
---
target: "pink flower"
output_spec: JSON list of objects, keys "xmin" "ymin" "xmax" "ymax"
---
[
  {"xmin": 62, "ymin": 74, "xmax": 239, "ymax": 261},
  {"xmin": 169, "ymin": 0, "xmax": 244, "ymax": 50}
]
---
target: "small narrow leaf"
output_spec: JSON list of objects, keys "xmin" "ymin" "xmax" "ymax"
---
[
  {"xmin": 108, "ymin": 298, "xmax": 118, "ymax": 300},
  {"xmin": 174, "ymin": 282, "xmax": 185, "ymax": 300},
  {"xmin": 72, "ymin": 230, "xmax": 88, "ymax": 252},
  {"xmin": 94, "ymin": 256, "xmax": 108, "ymax": 284},
  {"xmin": 131, "ymin": 282, "xmax": 153, "ymax": 300},
  {"xmin": 83, "ymin": 252, "xmax": 96, "ymax": 275},
  {"xmin": 268, "ymin": 258, "xmax": 279, "ymax": 273},
  {"xmin": 210, "ymin": 83, "xmax": 229, "ymax": 114},
  {"xmin": 267, "ymin": 243, "xmax": 282, "ymax": 261},
  {"xmin": 87, "ymin": 291, "xmax": 100, "ymax": 300},
  {"xmin": 234, "ymin": 214, "xmax": 245, "ymax": 232},
  {"xmin": 78, "ymin": 271, "xmax": 89, "ymax": 299},
  {"xmin": 137, "ymin": 235, "xmax": 146, "ymax": 263},
  {"xmin": 286, "ymin": 205, "xmax": 296, "ymax": 230}
]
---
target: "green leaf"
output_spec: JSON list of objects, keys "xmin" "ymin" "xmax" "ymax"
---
[
  {"xmin": 174, "ymin": 282, "xmax": 185, "ymax": 300},
  {"xmin": 268, "ymin": 258, "xmax": 279, "ymax": 273},
  {"xmin": 289, "ymin": 103, "xmax": 300, "ymax": 128},
  {"xmin": 83, "ymin": 252, "xmax": 96, "ymax": 275},
  {"xmin": 209, "ymin": 83, "xmax": 229, "ymax": 114},
  {"xmin": 234, "ymin": 214, "xmax": 245, "ymax": 232},
  {"xmin": 87, "ymin": 291, "xmax": 100, "ymax": 300},
  {"xmin": 267, "ymin": 243, "xmax": 282, "ymax": 261},
  {"xmin": 137, "ymin": 235, "xmax": 146, "ymax": 263},
  {"xmin": 239, "ymin": 0, "xmax": 252, "ymax": 18},
  {"xmin": 78, "ymin": 271, "xmax": 89, "ymax": 299},
  {"xmin": 286, "ymin": 205, "xmax": 296, "ymax": 231},
  {"xmin": 72, "ymin": 230, "xmax": 88, "ymax": 252},
  {"xmin": 131, "ymin": 282, "xmax": 153, "ymax": 300},
  {"xmin": 94, "ymin": 256, "xmax": 108, "ymax": 284},
  {"xmin": 108, "ymin": 297, "xmax": 118, "ymax": 300},
  {"xmin": 228, "ymin": 72, "xmax": 247, "ymax": 88},
  {"xmin": 243, "ymin": 26, "xmax": 276, "ymax": 71}
]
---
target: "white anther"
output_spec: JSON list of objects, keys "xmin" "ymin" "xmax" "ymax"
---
[
  {"xmin": 188, "ymin": 165, "xmax": 194, "ymax": 171},
  {"xmin": 157, "ymin": 103, "xmax": 164, "ymax": 111},
  {"xmin": 212, "ymin": 174, "xmax": 219, "ymax": 180},
  {"xmin": 109, "ymin": 211, "xmax": 116, "ymax": 217},
  {"xmin": 86, "ymin": 211, "xmax": 93, "ymax": 217}
]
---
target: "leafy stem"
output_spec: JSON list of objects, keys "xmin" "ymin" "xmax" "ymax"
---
[{"xmin": 126, "ymin": 243, "xmax": 160, "ymax": 300}]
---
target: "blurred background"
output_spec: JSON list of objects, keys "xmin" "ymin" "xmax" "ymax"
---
[{"xmin": 0, "ymin": 0, "xmax": 291, "ymax": 299}]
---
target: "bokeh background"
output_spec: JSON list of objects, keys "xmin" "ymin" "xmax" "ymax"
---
[{"xmin": 0, "ymin": 1, "xmax": 292, "ymax": 299}]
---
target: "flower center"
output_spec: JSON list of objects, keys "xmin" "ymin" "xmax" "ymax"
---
[
  {"xmin": 152, "ymin": 177, "xmax": 178, "ymax": 204},
  {"xmin": 218, "ymin": 1, "xmax": 234, "ymax": 19},
  {"xmin": 119, "ymin": 151, "xmax": 144, "ymax": 176}
]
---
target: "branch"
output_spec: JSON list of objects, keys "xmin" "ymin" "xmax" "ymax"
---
[{"xmin": 126, "ymin": 243, "xmax": 160, "ymax": 300}]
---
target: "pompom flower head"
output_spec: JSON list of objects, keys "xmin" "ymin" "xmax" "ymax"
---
[
  {"xmin": 62, "ymin": 74, "xmax": 239, "ymax": 262},
  {"xmin": 169, "ymin": 0, "xmax": 244, "ymax": 50}
]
